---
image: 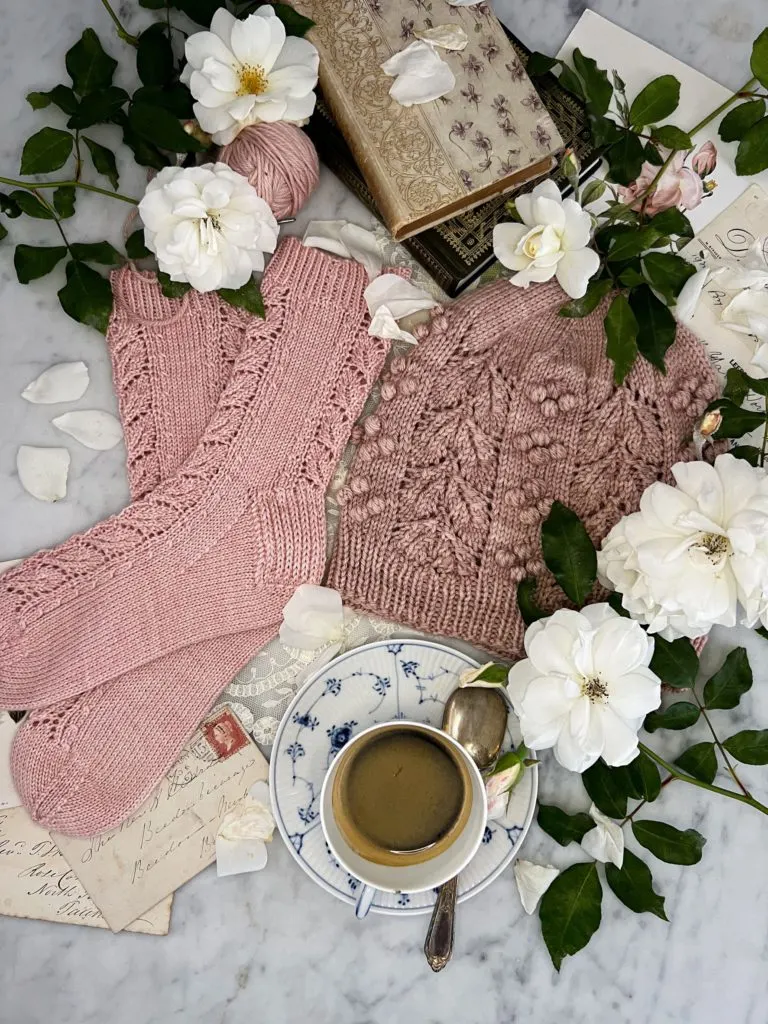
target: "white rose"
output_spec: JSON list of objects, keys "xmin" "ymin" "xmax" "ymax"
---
[
  {"xmin": 138, "ymin": 163, "xmax": 279, "ymax": 293},
  {"xmin": 492, "ymin": 179, "xmax": 600, "ymax": 299},
  {"xmin": 507, "ymin": 605, "xmax": 661, "ymax": 773},
  {"xmin": 181, "ymin": 6, "xmax": 319, "ymax": 144},
  {"xmin": 598, "ymin": 454, "xmax": 768, "ymax": 638}
]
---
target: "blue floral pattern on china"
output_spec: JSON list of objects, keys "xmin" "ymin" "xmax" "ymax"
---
[{"xmin": 270, "ymin": 639, "xmax": 538, "ymax": 916}]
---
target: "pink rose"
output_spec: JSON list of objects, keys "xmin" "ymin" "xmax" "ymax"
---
[
  {"xmin": 617, "ymin": 151, "xmax": 704, "ymax": 216},
  {"xmin": 691, "ymin": 140, "xmax": 717, "ymax": 177}
]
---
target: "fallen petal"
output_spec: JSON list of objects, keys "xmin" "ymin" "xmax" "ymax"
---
[
  {"xmin": 17, "ymin": 446, "xmax": 70, "ymax": 502},
  {"xmin": 21, "ymin": 361, "xmax": 89, "ymax": 404},
  {"xmin": 280, "ymin": 583, "xmax": 346, "ymax": 650},
  {"xmin": 0, "ymin": 558, "xmax": 23, "ymax": 575},
  {"xmin": 52, "ymin": 410, "xmax": 123, "ymax": 451},
  {"xmin": 675, "ymin": 267, "xmax": 710, "ymax": 321},
  {"xmin": 414, "ymin": 24, "xmax": 468, "ymax": 50},
  {"xmin": 382, "ymin": 40, "xmax": 456, "ymax": 106},
  {"xmin": 514, "ymin": 859, "xmax": 559, "ymax": 914},
  {"xmin": 368, "ymin": 306, "xmax": 418, "ymax": 344},
  {"xmin": 580, "ymin": 803, "xmax": 624, "ymax": 868},
  {"xmin": 364, "ymin": 273, "xmax": 437, "ymax": 321},
  {"xmin": 302, "ymin": 220, "xmax": 382, "ymax": 279}
]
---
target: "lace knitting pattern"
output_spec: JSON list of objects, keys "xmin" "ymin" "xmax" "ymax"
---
[{"xmin": 328, "ymin": 279, "xmax": 721, "ymax": 659}]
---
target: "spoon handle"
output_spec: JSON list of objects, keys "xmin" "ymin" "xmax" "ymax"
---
[{"xmin": 424, "ymin": 875, "xmax": 458, "ymax": 971}]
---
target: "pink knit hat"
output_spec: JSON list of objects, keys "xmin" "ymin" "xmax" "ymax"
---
[{"xmin": 327, "ymin": 279, "xmax": 720, "ymax": 659}]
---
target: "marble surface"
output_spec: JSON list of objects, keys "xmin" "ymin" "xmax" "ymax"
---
[{"xmin": 1, "ymin": 1, "xmax": 768, "ymax": 1021}]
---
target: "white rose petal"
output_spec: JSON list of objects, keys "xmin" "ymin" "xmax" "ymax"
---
[
  {"xmin": 216, "ymin": 780, "xmax": 275, "ymax": 877},
  {"xmin": 598, "ymin": 454, "xmax": 768, "ymax": 638},
  {"xmin": 21, "ymin": 361, "xmax": 89, "ymax": 404},
  {"xmin": 52, "ymin": 410, "xmax": 123, "ymax": 451},
  {"xmin": 381, "ymin": 40, "xmax": 456, "ymax": 106},
  {"xmin": 507, "ymin": 604, "xmax": 661, "ymax": 773},
  {"xmin": 485, "ymin": 763, "xmax": 522, "ymax": 820},
  {"xmin": 364, "ymin": 273, "xmax": 437, "ymax": 344},
  {"xmin": 721, "ymin": 287, "xmax": 768, "ymax": 342},
  {"xmin": 0, "ymin": 559, "xmax": 23, "ymax": 575},
  {"xmin": 514, "ymin": 860, "xmax": 559, "ymax": 915},
  {"xmin": 182, "ymin": 5, "xmax": 319, "ymax": 144},
  {"xmin": 580, "ymin": 804, "xmax": 624, "ymax": 868},
  {"xmin": 139, "ymin": 163, "xmax": 278, "ymax": 293},
  {"xmin": 493, "ymin": 181, "xmax": 599, "ymax": 300},
  {"xmin": 302, "ymin": 221, "xmax": 383, "ymax": 280},
  {"xmin": 17, "ymin": 446, "xmax": 70, "ymax": 503},
  {"xmin": 413, "ymin": 25, "xmax": 468, "ymax": 51},
  {"xmin": 280, "ymin": 583, "xmax": 346, "ymax": 650},
  {"xmin": 368, "ymin": 307, "xmax": 418, "ymax": 344},
  {"xmin": 675, "ymin": 266, "xmax": 710, "ymax": 321}
]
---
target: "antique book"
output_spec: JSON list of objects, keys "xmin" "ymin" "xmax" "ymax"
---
[
  {"xmin": 296, "ymin": 0, "xmax": 564, "ymax": 241},
  {"xmin": 305, "ymin": 31, "xmax": 597, "ymax": 294}
]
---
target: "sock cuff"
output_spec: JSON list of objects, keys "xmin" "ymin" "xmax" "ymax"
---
[{"xmin": 262, "ymin": 236, "xmax": 369, "ymax": 315}]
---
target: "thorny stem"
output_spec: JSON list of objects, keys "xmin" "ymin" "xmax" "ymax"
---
[
  {"xmin": 691, "ymin": 690, "xmax": 752, "ymax": 798},
  {"xmin": 639, "ymin": 742, "xmax": 768, "ymax": 815},
  {"xmin": 0, "ymin": 176, "xmax": 137, "ymax": 205},
  {"xmin": 100, "ymin": 0, "xmax": 139, "ymax": 46},
  {"xmin": 636, "ymin": 76, "xmax": 759, "ymax": 216}
]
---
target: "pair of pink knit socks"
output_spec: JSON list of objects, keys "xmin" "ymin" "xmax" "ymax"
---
[{"xmin": 1, "ymin": 238, "xmax": 388, "ymax": 836}]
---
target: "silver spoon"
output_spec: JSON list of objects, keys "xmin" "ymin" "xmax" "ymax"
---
[{"xmin": 423, "ymin": 686, "xmax": 508, "ymax": 972}]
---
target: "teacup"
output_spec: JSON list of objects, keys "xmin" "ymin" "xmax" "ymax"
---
[{"xmin": 320, "ymin": 721, "xmax": 487, "ymax": 916}]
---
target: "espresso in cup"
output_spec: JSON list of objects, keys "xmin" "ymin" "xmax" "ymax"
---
[{"xmin": 332, "ymin": 723, "xmax": 472, "ymax": 867}]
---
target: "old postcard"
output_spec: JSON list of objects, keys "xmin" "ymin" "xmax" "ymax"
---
[
  {"xmin": 0, "ymin": 805, "xmax": 172, "ymax": 934},
  {"xmin": 54, "ymin": 707, "xmax": 269, "ymax": 933}
]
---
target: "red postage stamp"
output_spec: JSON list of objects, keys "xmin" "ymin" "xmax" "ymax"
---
[{"xmin": 201, "ymin": 708, "xmax": 249, "ymax": 760}]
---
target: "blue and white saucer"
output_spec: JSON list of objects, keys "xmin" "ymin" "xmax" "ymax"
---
[{"xmin": 270, "ymin": 639, "xmax": 538, "ymax": 916}]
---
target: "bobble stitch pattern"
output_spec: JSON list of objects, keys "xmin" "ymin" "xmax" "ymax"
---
[
  {"xmin": 364, "ymin": 416, "xmax": 381, "ymax": 438},
  {"xmin": 349, "ymin": 476, "xmax": 369, "ymax": 495},
  {"xmin": 380, "ymin": 382, "xmax": 397, "ymax": 401},
  {"xmin": 365, "ymin": 496, "xmax": 386, "ymax": 516},
  {"xmin": 378, "ymin": 436, "xmax": 396, "ymax": 456}
]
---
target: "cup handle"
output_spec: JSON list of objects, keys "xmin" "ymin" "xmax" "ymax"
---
[
  {"xmin": 354, "ymin": 884, "xmax": 377, "ymax": 919},
  {"xmin": 424, "ymin": 875, "xmax": 458, "ymax": 971}
]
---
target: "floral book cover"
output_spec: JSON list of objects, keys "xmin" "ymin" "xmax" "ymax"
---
[
  {"xmin": 306, "ymin": 29, "xmax": 597, "ymax": 294},
  {"xmin": 295, "ymin": 0, "xmax": 564, "ymax": 241}
]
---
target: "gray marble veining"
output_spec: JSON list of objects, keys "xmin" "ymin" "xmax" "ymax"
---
[{"xmin": 1, "ymin": 1, "xmax": 768, "ymax": 1022}]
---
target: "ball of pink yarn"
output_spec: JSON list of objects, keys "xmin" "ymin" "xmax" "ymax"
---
[{"xmin": 218, "ymin": 123, "xmax": 319, "ymax": 220}]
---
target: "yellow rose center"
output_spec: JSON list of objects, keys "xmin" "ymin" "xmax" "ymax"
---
[
  {"xmin": 581, "ymin": 676, "xmax": 608, "ymax": 703},
  {"xmin": 522, "ymin": 229, "xmax": 545, "ymax": 258},
  {"xmin": 697, "ymin": 532, "xmax": 731, "ymax": 563},
  {"xmin": 237, "ymin": 64, "xmax": 268, "ymax": 96}
]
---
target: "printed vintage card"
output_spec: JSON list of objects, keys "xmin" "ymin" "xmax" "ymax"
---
[
  {"xmin": 54, "ymin": 707, "xmax": 268, "ymax": 933},
  {"xmin": 0, "ymin": 806, "xmax": 172, "ymax": 934}
]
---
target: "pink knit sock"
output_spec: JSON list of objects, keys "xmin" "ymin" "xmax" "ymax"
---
[{"xmin": 7, "ymin": 240, "xmax": 387, "ymax": 834}]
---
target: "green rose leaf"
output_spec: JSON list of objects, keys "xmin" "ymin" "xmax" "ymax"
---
[
  {"xmin": 69, "ymin": 241, "xmax": 124, "ymax": 266},
  {"xmin": 539, "ymin": 863, "xmax": 602, "ymax": 971},
  {"xmin": 580, "ymin": 179, "xmax": 608, "ymax": 207},
  {"xmin": 735, "ymin": 117, "xmax": 768, "ymax": 176},
  {"xmin": 526, "ymin": 52, "xmax": 561, "ymax": 77},
  {"xmin": 629, "ymin": 75, "xmax": 681, "ymax": 129},
  {"xmin": 723, "ymin": 366, "xmax": 752, "ymax": 405},
  {"xmin": 517, "ymin": 577, "xmax": 546, "ymax": 626},
  {"xmin": 57, "ymin": 260, "xmax": 113, "ymax": 333},
  {"xmin": 140, "ymin": 0, "xmax": 166, "ymax": 7},
  {"xmin": 218, "ymin": 276, "xmax": 266, "ymax": 317},
  {"xmin": 751, "ymin": 27, "xmax": 768, "ymax": 89},
  {"xmin": 630, "ymin": 285, "xmax": 677, "ymax": 373},
  {"xmin": 558, "ymin": 63, "xmax": 586, "ymax": 101},
  {"xmin": 118, "ymin": 116, "xmax": 170, "ymax": 171},
  {"xmin": 607, "ymin": 593, "xmax": 630, "ymax": 618},
  {"xmin": 588, "ymin": 114, "xmax": 624, "ymax": 149},
  {"xmin": 703, "ymin": 647, "xmax": 752, "ymax": 710},
  {"xmin": 604, "ymin": 292, "xmax": 639, "ymax": 385},
  {"xmin": 66, "ymin": 28, "xmax": 118, "ymax": 96},
  {"xmin": 572, "ymin": 49, "xmax": 613, "ymax": 116},
  {"xmin": 618, "ymin": 267, "xmax": 646, "ymax": 288},
  {"xmin": 157, "ymin": 271, "xmax": 192, "ymax": 299},
  {"xmin": 52, "ymin": 186, "xmax": 76, "ymax": 219},
  {"xmin": 137, "ymin": 24, "xmax": 175, "ymax": 87},
  {"xmin": 172, "ymin": 0, "xmax": 227, "ymax": 26},
  {"xmin": 20, "ymin": 127, "xmax": 74, "ymax": 175},
  {"xmin": 649, "ymin": 207, "xmax": 694, "ymax": 239},
  {"xmin": 0, "ymin": 193, "xmax": 22, "ymax": 218},
  {"xmin": 537, "ymin": 804, "xmax": 595, "ymax": 847},
  {"xmin": 26, "ymin": 84, "xmax": 79, "ymax": 115},
  {"xmin": 675, "ymin": 741, "xmax": 717, "ymax": 783},
  {"xmin": 83, "ymin": 137, "xmax": 119, "ymax": 190},
  {"xmin": 731, "ymin": 445, "xmax": 762, "ymax": 466},
  {"xmin": 720, "ymin": 100, "xmax": 766, "ymax": 143},
  {"xmin": 632, "ymin": 820, "xmax": 706, "ymax": 865},
  {"xmin": 271, "ymin": 3, "xmax": 316, "ymax": 36},
  {"xmin": 582, "ymin": 759, "xmax": 628, "ymax": 818},
  {"xmin": 9, "ymin": 191, "xmax": 54, "ymax": 219},
  {"xmin": 129, "ymin": 102, "xmax": 205, "ymax": 153},
  {"xmin": 644, "ymin": 142, "xmax": 664, "ymax": 166},
  {"xmin": 626, "ymin": 750, "xmax": 662, "ymax": 802},
  {"xmin": 126, "ymin": 229, "xmax": 151, "ymax": 259},
  {"xmin": 605, "ymin": 131, "xmax": 646, "ymax": 185},
  {"xmin": 706, "ymin": 397, "xmax": 768, "ymax": 439},
  {"xmin": 652, "ymin": 125, "xmax": 694, "ymax": 150},
  {"xmin": 67, "ymin": 86, "xmax": 129, "ymax": 129},
  {"xmin": 643, "ymin": 252, "xmax": 697, "ymax": 304},
  {"xmin": 558, "ymin": 278, "xmax": 612, "ymax": 318},
  {"xmin": 133, "ymin": 84, "xmax": 195, "ymax": 120},
  {"xmin": 14, "ymin": 244, "xmax": 68, "ymax": 284},
  {"xmin": 644, "ymin": 701, "xmax": 700, "ymax": 732},
  {"xmin": 605, "ymin": 849, "xmax": 667, "ymax": 920},
  {"xmin": 722, "ymin": 729, "xmax": 768, "ymax": 765},
  {"xmin": 649, "ymin": 634, "xmax": 698, "ymax": 689},
  {"xmin": 541, "ymin": 500, "xmax": 597, "ymax": 605},
  {"xmin": 606, "ymin": 227, "xmax": 660, "ymax": 263}
]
